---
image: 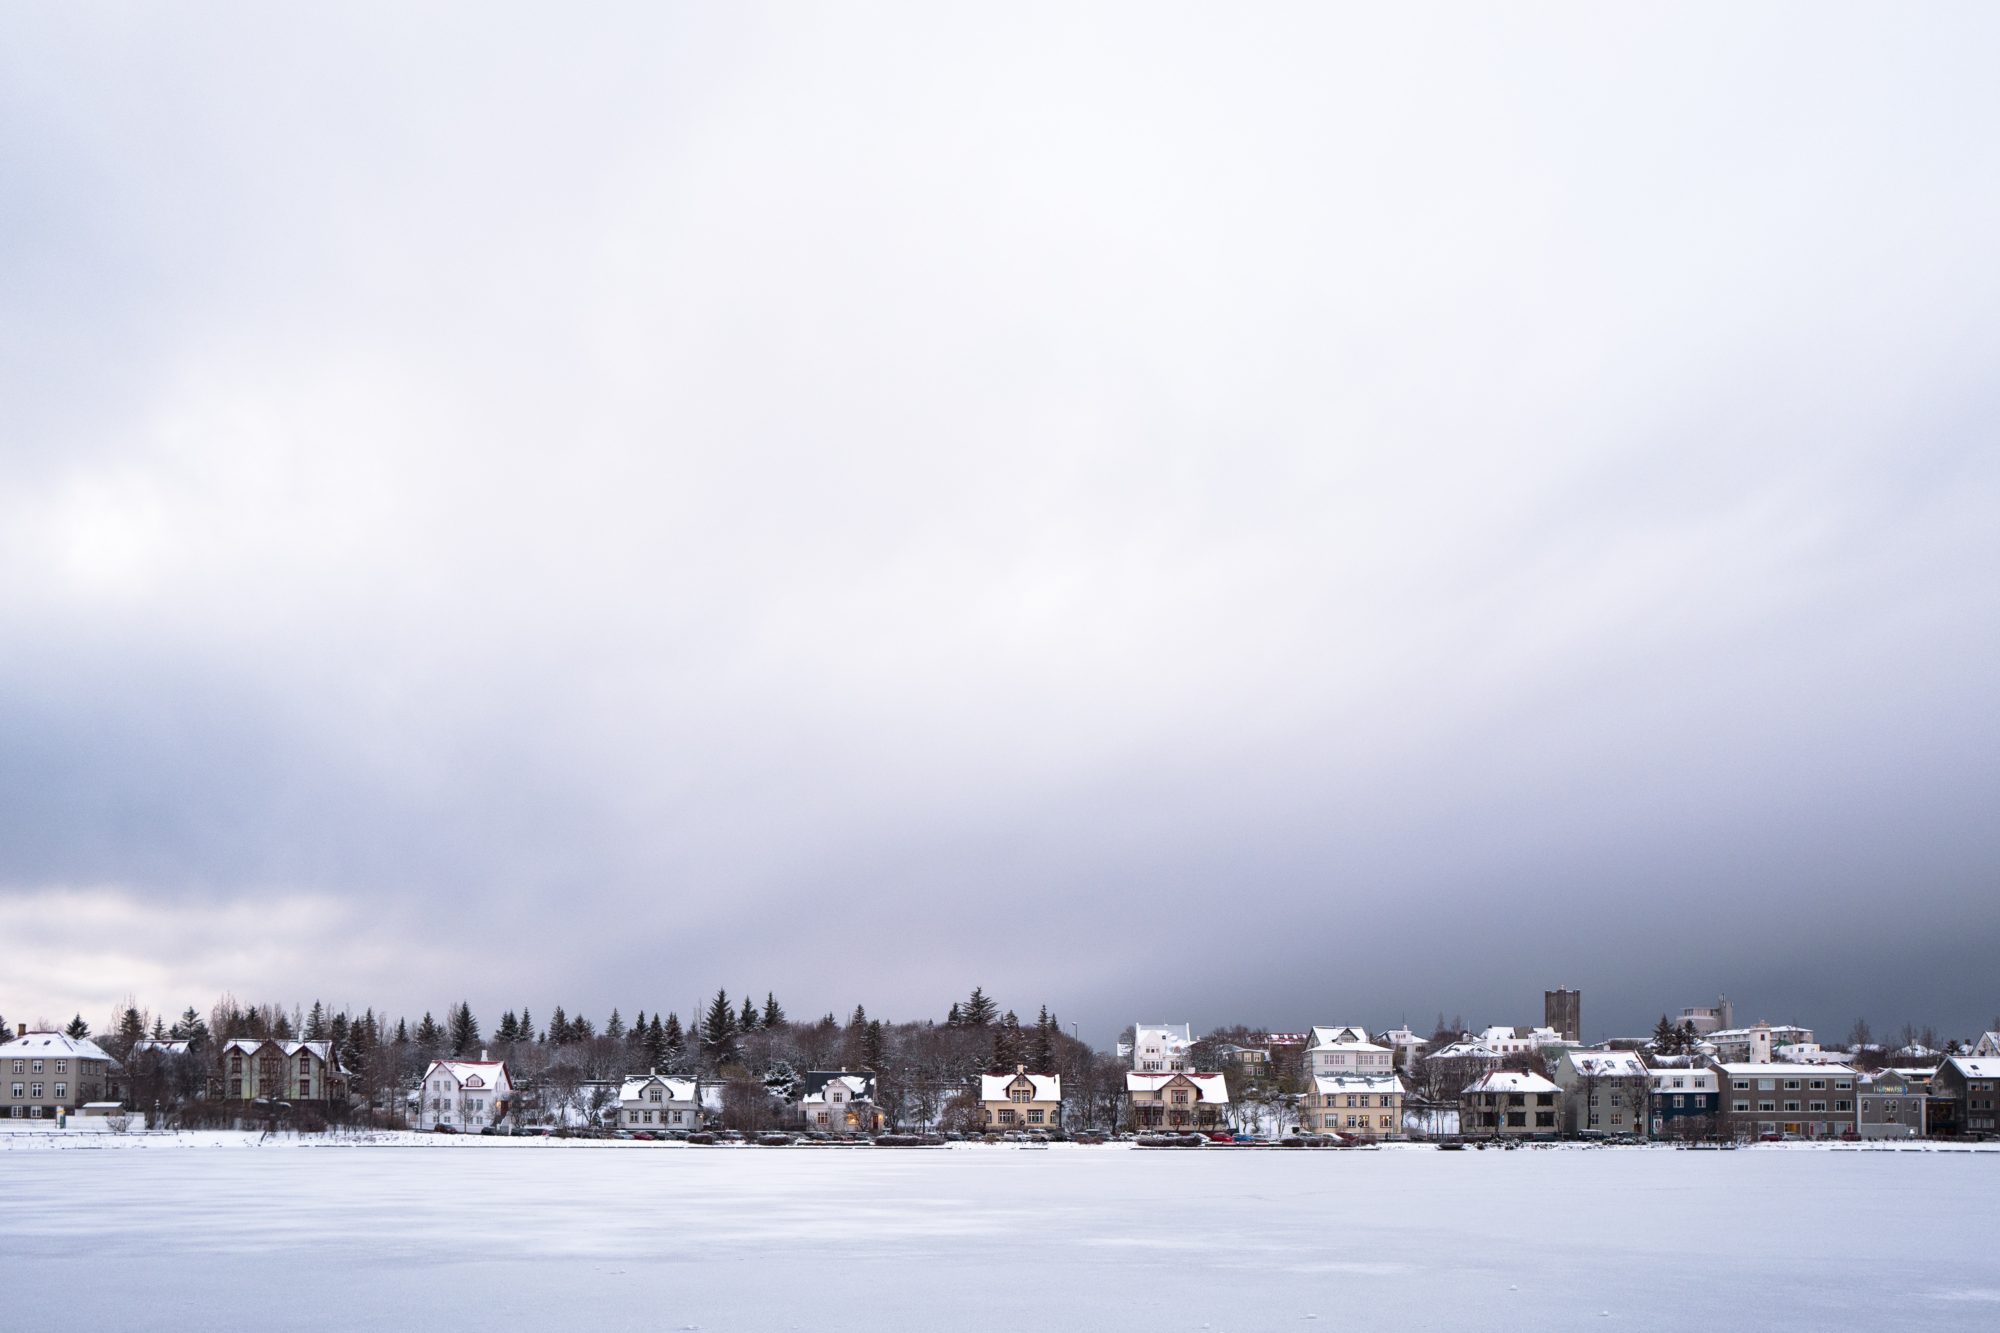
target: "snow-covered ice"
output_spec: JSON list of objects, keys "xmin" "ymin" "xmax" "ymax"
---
[{"xmin": 2, "ymin": 1140, "xmax": 1995, "ymax": 1330}]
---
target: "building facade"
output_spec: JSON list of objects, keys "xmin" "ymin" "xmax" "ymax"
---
[
  {"xmin": 1125, "ymin": 1071, "xmax": 1230, "ymax": 1132},
  {"xmin": 414, "ymin": 1059, "xmax": 513, "ymax": 1132},
  {"xmin": 619, "ymin": 1073, "xmax": 700, "ymax": 1131},
  {"xmin": 1929, "ymin": 1057, "xmax": 2000, "ymax": 1137},
  {"xmin": 1461, "ymin": 1071, "xmax": 1561, "ymax": 1138},
  {"xmin": 799, "ymin": 1071, "xmax": 885, "ymax": 1134},
  {"xmin": 1130, "ymin": 1024, "xmax": 1193, "ymax": 1073},
  {"xmin": 1, "ymin": 1031, "xmax": 120, "ymax": 1120},
  {"xmin": 1714, "ymin": 1062, "xmax": 1855, "ymax": 1140},
  {"xmin": 1304, "ymin": 1027, "xmax": 1394, "ymax": 1079},
  {"xmin": 1552, "ymin": 1048, "xmax": 1650, "ymax": 1137},
  {"xmin": 1647, "ymin": 1065, "xmax": 1720, "ymax": 1138},
  {"xmin": 1856, "ymin": 1070, "xmax": 1927, "ymax": 1139},
  {"xmin": 1545, "ymin": 988, "xmax": 1581, "ymax": 1044},
  {"xmin": 215, "ymin": 1038, "xmax": 349, "ymax": 1107},
  {"xmin": 1306, "ymin": 1074, "xmax": 1404, "ymax": 1139},
  {"xmin": 980, "ymin": 1067, "xmax": 1061, "ymax": 1133}
]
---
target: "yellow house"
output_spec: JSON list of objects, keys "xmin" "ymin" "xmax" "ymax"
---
[
  {"xmin": 980, "ymin": 1066, "xmax": 1062, "ymax": 1132},
  {"xmin": 1125, "ymin": 1071, "xmax": 1231, "ymax": 1132},
  {"xmin": 1305, "ymin": 1073, "xmax": 1404, "ymax": 1138}
]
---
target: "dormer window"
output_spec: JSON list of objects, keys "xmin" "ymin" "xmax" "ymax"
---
[{"xmin": 1010, "ymin": 1086, "xmax": 1032, "ymax": 1103}]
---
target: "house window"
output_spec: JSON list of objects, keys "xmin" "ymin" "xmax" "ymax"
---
[
  {"xmin": 54, "ymin": 1083, "xmax": 65, "ymax": 1099},
  {"xmin": 1784, "ymin": 1101, "xmax": 1801, "ymax": 1113},
  {"xmin": 1171, "ymin": 1090, "xmax": 1189, "ymax": 1105},
  {"xmin": 8, "ymin": 1084, "xmax": 19, "ymax": 1098},
  {"xmin": 1027, "ymin": 1110, "xmax": 1044, "ymax": 1124},
  {"xmin": 1758, "ymin": 1101, "xmax": 1776, "ymax": 1113},
  {"xmin": 816, "ymin": 1112, "xmax": 829, "ymax": 1126},
  {"xmin": 998, "ymin": 1109, "xmax": 1016, "ymax": 1125},
  {"xmin": 1809, "ymin": 1101, "xmax": 1826, "ymax": 1113},
  {"xmin": 1733, "ymin": 1079, "xmax": 1749, "ymax": 1091},
  {"xmin": 30, "ymin": 1083, "xmax": 42, "ymax": 1098},
  {"xmin": 8, "ymin": 1061, "xmax": 19, "ymax": 1074},
  {"xmin": 1809, "ymin": 1080, "xmax": 1826, "ymax": 1091},
  {"xmin": 1010, "ymin": 1087, "xmax": 1032, "ymax": 1103},
  {"xmin": 55, "ymin": 1061, "xmax": 67, "ymax": 1075},
  {"xmin": 649, "ymin": 1089, "xmax": 662, "ymax": 1103},
  {"xmin": 1835, "ymin": 1100, "xmax": 1852, "ymax": 1112},
  {"xmin": 29, "ymin": 1106, "xmax": 42, "ymax": 1118}
]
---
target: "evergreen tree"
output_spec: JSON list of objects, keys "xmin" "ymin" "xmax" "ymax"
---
[
  {"xmin": 547, "ymin": 1007, "xmax": 570, "ymax": 1047},
  {"xmin": 113, "ymin": 1006, "xmax": 146, "ymax": 1058},
  {"xmin": 170, "ymin": 1006, "xmax": 211, "ymax": 1050},
  {"xmin": 962, "ymin": 987, "xmax": 998, "ymax": 1028},
  {"xmin": 763, "ymin": 993, "xmax": 785, "ymax": 1028},
  {"xmin": 394, "ymin": 1018, "xmax": 410, "ymax": 1046},
  {"xmin": 992, "ymin": 1010, "xmax": 1023, "ymax": 1070},
  {"xmin": 946, "ymin": 1002, "xmax": 963, "ymax": 1027},
  {"xmin": 643, "ymin": 1014, "xmax": 668, "ymax": 1070},
  {"xmin": 304, "ymin": 1001, "xmax": 327, "ymax": 1041},
  {"xmin": 344, "ymin": 1009, "xmax": 377, "ymax": 1076},
  {"xmin": 272, "ymin": 1010, "xmax": 294, "ymax": 1040},
  {"xmin": 739, "ymin": 995, "xmax": 760, "ymax": 1032},
  {"xmin": 1651, "ymin": 1014, "xmax": 1678, "ymax": 1053},
  {"xmin": 570, "ymin": 1014, "xmax": 595, "ymax": 1042},
  {"xmin": 605, "ymin": 1009, "xmax": 627, "ymax": 1041},
  {"xmin": 702, "ymin": 990, "xmax": 739, "ymax": 1063},
  {"xmin": 496, "ymin": 1011, "xmax": 519, "ymax": 1044},
  {"xmin": 862, "ymin": 1018, "xmax": 885, "ymax": 1071},
  {"xmin": 151, "ymin": 1016, "xmax": 167, "ymax": 1040},
  {"xmin": 1029, "ymin": 1006, "xmax": 1056, "ymax": 1069},
  {"xmin": 449, "ymin": 1001, "xmax": 480, "ymax": 1057},
  {"xmin": 518, "ymin": 1008, "xmax": 536, "ymax": 1043},
  {"xmin": 65, "ymin": 1014, "xmax": 90, "ymax": 1038},
  {"xmin": 661, "ymin": 1012, "xmax": 684, "ymax": 1054},
  {"xmin": 415, "ymin": 1012, "xmax": 442, "ymax": 1057}
]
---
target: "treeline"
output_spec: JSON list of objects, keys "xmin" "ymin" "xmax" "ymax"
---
[{"xmin": 56, "ymin": 986, "xmax": 1140, "ymax": 1131}]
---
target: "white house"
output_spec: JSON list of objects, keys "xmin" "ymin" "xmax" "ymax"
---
[
  {"xmin": 1129, "ymin": 1024, "xmax": 1193, "ymax": 1073},
  {"xmin": 1970, "ymin": 1031, "xmax": 2000, "ymax": 1058},
  {"xmin": 1305, "ymin": 1026, "xmax": 1394, "ymax": 1078},
  {"xmin": 799, "ymin": 1071, "xmax": 884, "ymax": 1134},
  {"xmin": 415, "ymin": 1058, "xmax": 512, "ymax": 1132},
  {"xmin": 618, "ymin": 1073, "xmax": 700, "ymax": 1131},
  {"xmin": 1374, "ymin": 1026, "xmax": 1428, "ymax": 1070}
]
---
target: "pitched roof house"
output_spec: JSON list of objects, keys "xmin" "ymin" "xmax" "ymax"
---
[
  {"xmin": 1, "ymin": 1031, "xmax": 121, "ymax": 1120},
  {"xmin": 414, "ymin": 1058, "xmax": 513, "ymax": 1132},
  {"xmin": 1305, "ymin": 1073, "xmax": 1404, "ymax": 1139},
  {"xmin": 1125, "ymin": 1070, "xmax": 1231, "ymax": 1132},
  {"xmin": 619, "ymin": 1073, "xmax": 701, "ymax": 1131},
  {"xmin": 799, "ymin": 1071, "xmax": 885, "ymax": 1134},
  {"xmin": 1461, "ymin": 1070, "xmax": 1562, "ymax": 1138},
  {"xmin": 217, "ymin": 1039, "xmax": 348, "ymax": 1106},
  {"xmin": 979, "ymin": 1067, "xmax": 1061, "ymax": 1133}
]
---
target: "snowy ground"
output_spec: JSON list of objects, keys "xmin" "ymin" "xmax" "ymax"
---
[{"xmin": 3, "ymin": 1139, "xmax": 1996, "ymax": 1331}]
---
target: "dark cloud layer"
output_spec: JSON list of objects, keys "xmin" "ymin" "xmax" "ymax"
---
[{"xmin": 3, "ymin": 4, "xmax": 1997, "ymax": 1042}]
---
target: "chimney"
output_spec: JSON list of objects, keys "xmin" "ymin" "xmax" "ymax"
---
[
  {"xmin": 1016, "ymin": 1063, "xmax": 1025, "ymax": 1075},
  {"xmin": 481, "ymin": 1048, "xmax": 489, "ymax": 1062},
  {"xmin": 14, "ymin": 1023, "xmax": 22, "ymax": 1038}
]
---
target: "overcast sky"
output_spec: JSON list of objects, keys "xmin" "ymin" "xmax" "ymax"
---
[{"xmin": 4, "ymin": 4, "xmax": 1997, "ymax": 1045}]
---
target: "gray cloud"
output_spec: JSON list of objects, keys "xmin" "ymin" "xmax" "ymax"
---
[{"xmin": 3, "ymin": 4, "xmax": 1998, "ymax": 1041}]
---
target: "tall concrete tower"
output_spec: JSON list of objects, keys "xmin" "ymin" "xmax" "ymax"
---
[{"xmin": 1545, "ymin": 988, "xmax": 1581, "ymax": 1043}]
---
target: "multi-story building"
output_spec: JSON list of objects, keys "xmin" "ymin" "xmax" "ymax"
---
[
  {"xmin": 1545, "ymin": 988, "xmax": 1582, "ymax": 1043},
  {"xmin": 1461, "ymin": 1070, "xmax": 1561, "ymax": 1138},
  {"xmin": 980, "ymin": 1067, "xmax": 1061, "ymax": 1133},
  {"xmin": 1125, "ymin": 1071, "xmax": 1230, "ymax": 1132},
  {"xmin": 618, "ymin": 1073, "xmax": 700, "ymax": 1131},
  {"xmin": 0, "ymin": 1029, "xmax": 120, "ymax": 1120},
  {"xmin": 1552, "ymin": 1048, "xmax": 1649, "ymax": 1136},
  {"xmin": 1929, "ymin": 1056, "xmax": 2000, "ymax": 1137},
  {"xmin": 799, "ymin": 1071, "xmax": 885, "ymax": 1134},
  {"xmin": 1972, "ymin": 1032, "xmax": 2000, "ymax": 1058},
  {"xmin": 1304, "ymin": 1026, "xmax": 1394, "ymax": 1079},
  {"xmin": 1714, "ymin": 1062, "xmax": 1855, "ymax": 1140},
  {"xmin": 1675, "ymin": 997, "xmax": 1734, "ymax": 1038},
  {"xmin": 215, "ymin": 1038, "xmax": 349, "ymax": 1107},
  {"xmin": 1374, "ymin": 1027, "xmax": 1428, "ymax": 1072},
  {"xmin": 1646, "ymin": 1064, "xmax": 1720, "ymax": 1138},
  {"xmin": 413, "ymin": 1058, "xmax": 512, "ymax": 1132},
  {"xmin": 1129, "ymin": 1024, "xmax": 1193, "ymax": 1073},
  {"xmin": 1305, "ymin": 1074, "xmax": 1403, "ymax": 1139},
  {"xmin": 1856, "ymin": 1069, "xmax": 1927, "ymax": 1138}
]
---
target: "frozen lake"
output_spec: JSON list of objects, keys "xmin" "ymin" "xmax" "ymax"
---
[{"xmin": 4, "ymin": 1141, "xmax": 1996, "ymax": 1331}]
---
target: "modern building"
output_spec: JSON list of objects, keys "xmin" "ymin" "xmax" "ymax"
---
[
  {"xmin": 1125, "ymin": 1070, "xmax": 1231, "ymax": 1132},
  {"xmin": 1856, "ymin": 1069, "xmax": 1927, "ymax": 1139},
  {"xmin": 1461, "ymin": 1070, "xmax": 1561, "ymax": 1138},
  {"xmin": 1305, "ymin": 1074, "xmax": 1404, "ymax": 1139},
  {"xmin": 1646, "ymin": 1064, "xmax": 1720, "ymax": 1138},
  {"xmin": 799, "ymin": 1071, "xmax": 885, "ymax": 1134},
  {"xmin": 1129, "ymin": 1024, "xmax": 1194, "ymax": 1073},
  {"xmin": 1551, "ymin": 1048, "xmax": 1649, "ymax": 1137},
  {"xmin": 979, "ymin": 1066, "xmax": 1062, "ymax": 1133},
  {"xmin": 1714, "ymin": 1062, "xmax": 1855, "ymax": 1140},
  {"xmin": 1677, "ymin": 997, "xmax": 1734, "ymax": 1038},
  {"xmin": 413, "ymin": 1058, "xmax": 513, "ymax": 1132},
  {"xmin": 618, "ymin": 1072, "xmax": 700, "ymax": 1131},
  {"xmin": 1706, "ymin": 1024, "xmax": 1814, "ymax": 1065},
  {"xmin": 1545, "ymin": 988, "xmax": 1582, "ymax": 1044},
  {"xmin": 0, "ymin": 1030, "xmax": 121, "ymax": 1120}
]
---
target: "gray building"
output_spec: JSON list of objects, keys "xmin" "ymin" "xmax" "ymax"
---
[
  {"xmin": 1715, "ymin": 1062, "xmax": 1856, "ymax": 1140},
  {"xmin": 1856, "ymin": 1069, "xmax": 1926, "ymax": 1139},
  {"xmin": 1544, "ymin": 988, "xmax": 1581, "ymax": 1044},
  {"xmin": 1, "ymin": 1029, "xmax": 121, "ymax": 1121}
]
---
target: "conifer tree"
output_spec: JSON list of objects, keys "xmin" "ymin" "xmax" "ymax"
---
[
  {"xmin": 605, "ymin": 1009, "xmax": 626, "ymax": 1041},
  {"xmin": 702, "ymin": 990, "xmax": 738, "ymax": 1064},
  {"xmin": 547, "ymin": 1007, "xmax": 570, "ymax": 1047},
  {"xmin": 763, "ymin": 993, "xmax": 785, "ymax": 1028},
  {"xmin": 962, "ymin": 987, "xmax": 998, "ymax": 1028},
  {"xmin": 992, "ymin": 1010, "xmax": 1024, "ymax": 1070},
  {"xmin": 739, "ymin": 995, "xmax": 759, "ymax": 1032},
  {"xmin": 304, "ymin": 1001, "xmax": 327, "ymax": 1041},
  {"xmin": 151, "ymin": 1016, "xmax": 167, "ymax": 1040},
  {"xmin": 661, "ymin": 1012, "xmax": 684, "ymax": 1054},
  {"xmin": 643, "ymin": 1014, "xmax": 668, "ymax": 1070},
  {"xmin": 862, "ymin": 1018, "xmax": 885, "ymax": 1071},
  {"xmin": 570, "ymin": 1013, "xmax": 595, "ymax": 1042},
  {"xmin": 496, "ymin": 1011, "xmax": 519, "ymax": 1044},
  {"xmin": 518, "ymin": 1008, "xmax": 536, "ymax": 1043},
  {"xmin": 65, "ymin": 1014, "xmax": 90, "ymax": 1038},
  {"xmin": 394, "ymin": 1018, "xmax": 410, "ymax": 1046},
  {"xmin": 449, "ymin": 1002, "xmax": 480, "ymax": 1056},
  {"xmin": 1030, "ymin": 1006, "xmax": 1056, "ymax": 1069},
  {"xmin": 415, "ymin": 1012, "xmax": 442, "ymax": 1057},
  {"xmin": 946, "ymin": 1002, "xmax": 963, "ymax": 1027}
]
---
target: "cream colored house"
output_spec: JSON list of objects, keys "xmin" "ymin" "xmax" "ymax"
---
[
  {"xmin": 980, "ymin": 1066, "xmax": 1061, "ymax": 1132},
  {"xmin": 1306, "ymin": 1073, "xmax": 1404, "ymax": 1138},
  {"xmin": 1304, "ymin": 1026, "xmax": 1394, "ymax": 1079},
  {"xmin": 1126, "ymin": 1070, "xmax": 1231, "ymax": 1132}
]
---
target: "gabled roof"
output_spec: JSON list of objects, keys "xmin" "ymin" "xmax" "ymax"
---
[
  {"xmin": 1942, "ymin": 1056, "xmax": 2000, "ymax": 1079},
  {"xmin": 1125, "ymin": 1071, "xmax": 1231, "ymax": 1104},
  {"xmin": 800, "ymin": 1070, "xmax": 877, "ymax": 1099},
  {"xmin": 1306, "ymin": 1025, "xmax": 1372, "ymax": 1049},
  {"xmin": 423, "ymin": 1059, "xmax": 512, "ymax": 1091},
  {"xmin": 802, "ymin": 1074, "xmax": 875, "ymax": 1105},
  {"xmin": 1560, "ymin": 1049, "xmax": 1648, "ymax": 1079},
  {"xmin": 980, "ymin": 1071, "xmax": 1061, "ymax": 1101},
  {"xmin": 0, "ymin": 1032, "xmax": 115, "ymax": 1064},
  {"xmin": 619, "ymin": 1073, "xmax": 697, "ymax": 1102}
]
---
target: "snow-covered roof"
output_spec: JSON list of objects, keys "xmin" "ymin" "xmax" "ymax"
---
[
  {"xmin": 1563, "ymin": 1050, "xmax": 1647, "ymax": 1079},
  {"xmin": 219, "ymin": 1038, "xmax": 345, "ymax": 1071},
  {"xmin": 1648, "ymin": 1069, "xmax": 1717, "ymax": 1089},
  {"xmin": 0, "ymin": 1032, "xmax": 115, "ymax": 1063},
  {"xmin": 1972, "ymin": 1032, "xmax": 2000, "ymax": 1057},
  {"xmin": 1713, "ymin": 1062, "xmax": 1857, "ymax": 1077},
  {"xmin": 980, "ymin": 1071, "xmax": 1061, "ymax": 1101},
  {"xmin": 1309, "ymin": 1074, "xmax": 1404, "ymax": 1095},
  {"xmin": 801, "ymin": 1074, "xmax": 875, "ymax": 1105},
  {"xmin": 1125, "ymin": 1071, "xmax": 1231, "ymax": 1104},
  {"xmin": 619, "ymin": 1074, "xmax": 697, "ymax": 1102},
  {"xmin": 1463, "ymin": 1071, "xmax": 1560, "ymax": 1096},
  {"xmin": 1306, "ymin": 1025, "xmax": 1372, "ymax": 1049},
  {"xmin": 1133, "ymin": 1024, "xmax": 1192, "ymax": 1046},
  {"xmin": 131, "ymin": 1039, "xmax": 192, "ymax": 1056},
  {"xmin": 1944, "ymin": 1057, "xmax": 2000, "ymax": 1079},
  {"xmin": 423, "ymin": 1059, "xmax": 512, "ymax": 1091}
]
